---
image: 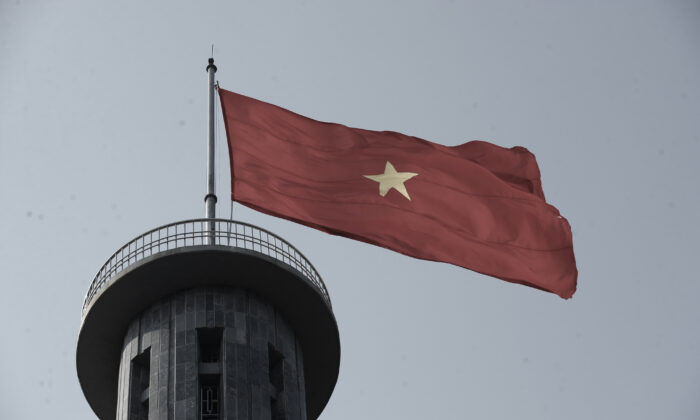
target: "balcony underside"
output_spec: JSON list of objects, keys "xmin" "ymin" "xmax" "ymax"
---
[{"xmin": 77, "ymin": 245, "xmax": 340, "ymax": 420}]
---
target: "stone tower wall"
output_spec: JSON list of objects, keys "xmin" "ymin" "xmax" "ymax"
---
[{"xmin": 115, "ymin": 287, "xmax": 307, "ymax": 420}]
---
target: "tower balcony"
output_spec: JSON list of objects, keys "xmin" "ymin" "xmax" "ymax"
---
[
  {"xmin": 82, "ymin": 218, "xmax": 331, "ymax": 315},
  {"xmin": 77, "ymin": 218, "xmax": 339, "ymax": 420}
]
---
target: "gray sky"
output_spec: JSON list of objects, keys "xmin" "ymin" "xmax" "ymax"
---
[{"xmin": 1, "ymin": 1, "xmax": 699, "ymax": 418}]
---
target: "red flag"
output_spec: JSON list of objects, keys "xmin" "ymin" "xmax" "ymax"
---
[{"xmin": 219, "ymin": 88, "xmax": 577, "ymax": 298}]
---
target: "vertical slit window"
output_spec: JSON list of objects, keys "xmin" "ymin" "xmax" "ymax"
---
[
  {"xmin": 197, "ymin": 328, "xmax": 223, "ymax": 363},
  {"xmin": 198, "ymin": 328, "xmax": 223, "ymax": 420},
  {"xmin": 200, "ymin": 377, "xmax": 220, "ymax": 420},
  {"xmin": 268, "ymin": 344, "xmax": 285, "ymax": 420},
  {"xmin": 268, "ymin": 344, "xmax": 284, "ymax": 392},
  {"xmin": 270, "ymin": 397, "xmax": 284, "ymax": 420},
  {"xmin": 129, "ymin": 347, "xmax": 150, "ymax": 420}
]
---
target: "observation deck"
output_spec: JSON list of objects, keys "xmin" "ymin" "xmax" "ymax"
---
[
  {"xmin": 81, "ymin": 219, "xmax": 331, "ymax": 315},
  {"xmin": 77, "ymin": 219, "xmax": 340, "ymax": 419}
]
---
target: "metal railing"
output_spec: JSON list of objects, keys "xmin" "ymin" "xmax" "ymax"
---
[{"xmin": 83, "ymin": 219, "xmax": 330, "ymax": 314}]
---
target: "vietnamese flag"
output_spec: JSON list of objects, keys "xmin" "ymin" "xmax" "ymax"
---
[{"xmin": 218, "ymin": 88, "xmax": 577, "ymax": 299}]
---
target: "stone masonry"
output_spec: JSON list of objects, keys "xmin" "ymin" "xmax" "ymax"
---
[{"xmin": 115, "ymin": 287, "xmax": 307, "ymax": 420}]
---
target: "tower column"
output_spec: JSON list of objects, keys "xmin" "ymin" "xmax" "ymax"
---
[{"xmin": 116, "ymin": 287, "xmax": 307, "ymax": 420}]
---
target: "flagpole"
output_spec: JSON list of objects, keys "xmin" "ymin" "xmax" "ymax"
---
[{"xmin": 205, "ymin": 57, "xmax": 218, "ymax": 244}]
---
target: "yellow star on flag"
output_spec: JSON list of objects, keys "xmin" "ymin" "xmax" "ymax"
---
[{"xmin": 363, "ymin": 161, "xmax": 418, "ymax": 200}]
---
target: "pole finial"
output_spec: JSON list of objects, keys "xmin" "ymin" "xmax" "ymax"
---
[{"xmin": 206, "ymin": 57, "xmax": 217, "ymax": 72}]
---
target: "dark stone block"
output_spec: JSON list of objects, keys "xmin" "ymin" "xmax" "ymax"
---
[
  {"xmin": 206, "ymin": 291, "xmax": 214, "ymax": 312},
  {"xmin": 225, "ymin": 310, "xmax": 236, "ymax": 328},
  {"xmin": 175, "ymin": 330, "xmax": 186, "ymax": 349},
  {"xmin": 175, "ymin": 313, "xmax": 186, "ymax": 333},
  {"xmin": 224, "ymin": 293, "xmax": 234, "ymax": 310},
  {"xmin": 195, "ymin": 291, "xmax": 205, "ymax": 311},
  {"xmin": 185, "ymin": 292, "xmax": 195, "ymax": 313},
  {"xmin": 157, "ymin": 387, "xmax": 167, "ymax": 418},
  {"xmin": 175, "ymin": 400, "xmax": 185, "ymax": 419},
  {"xmin": 186, "ymin": 312, "xmax": 195, "ymax": 331},
  {"xmin": 206, "ymin": 306, "xmax": 215, "ymax": 328},
  {"xmin": 175, "ymin": 380, "xmax": 186, "ymax": 401},
  {"xmin": 184, "ymin": 375, "xmax": 196, "ymax": 397},
  {"xmin": 175, "ymin": 294, "xmax": 185, "ymax": 315}
]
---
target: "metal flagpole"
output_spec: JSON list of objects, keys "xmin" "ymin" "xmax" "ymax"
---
[{"xmin": 205, "ymin": 57, "xmax": 218, "ymax": 244}]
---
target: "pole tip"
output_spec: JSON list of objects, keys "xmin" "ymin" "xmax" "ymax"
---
[{"xmin": 206, "ymin": 58, "xmax": 217, "ymax": 72}]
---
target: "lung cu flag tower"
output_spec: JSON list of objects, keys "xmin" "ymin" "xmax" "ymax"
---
[
  {"xmin": 219, "ymin": 88, "xmax": 577, "ymax": 299},
  {"xmin": 77, "ymin": 60, "xmax": 341, "ymax": 420}
]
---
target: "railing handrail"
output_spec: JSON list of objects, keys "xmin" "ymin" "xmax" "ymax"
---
[{"xmin": 83, "ymin": 219, "xmax": 330, "ymax": 314}]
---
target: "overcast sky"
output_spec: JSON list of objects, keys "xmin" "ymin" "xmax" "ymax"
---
[{"xmin": 1, "ymin": 1, "xmax": 699, "ymax": 419}]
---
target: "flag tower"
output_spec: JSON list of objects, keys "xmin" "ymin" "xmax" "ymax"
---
[{"xmin": 76, "ymin": 58, "xmax": 340, "ymax": 420}]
